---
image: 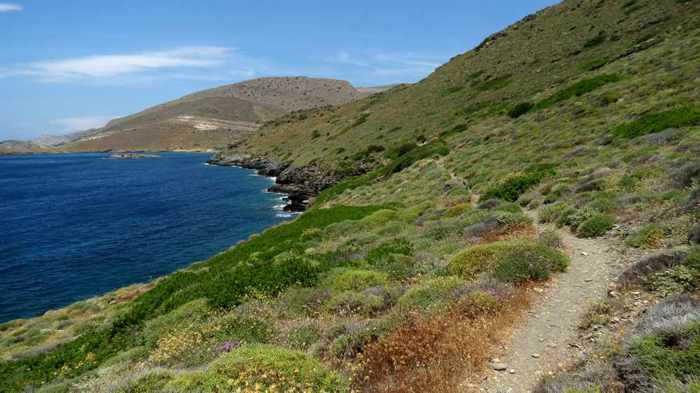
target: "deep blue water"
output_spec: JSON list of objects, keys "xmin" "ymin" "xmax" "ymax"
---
[{"xmin": 0, "ymin": 153, "xmax": 290, "ymax": 323}]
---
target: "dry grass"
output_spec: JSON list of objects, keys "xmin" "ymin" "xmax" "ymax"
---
[{"xmin": 354, "ymin": 289, "xmax": 531, "ymax": 393}]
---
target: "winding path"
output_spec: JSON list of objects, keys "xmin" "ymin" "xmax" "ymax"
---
[{"xmin": 476, "ymin": 212, "xmax": 624, "ymax": 393}]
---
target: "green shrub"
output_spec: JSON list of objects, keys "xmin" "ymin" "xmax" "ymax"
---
[
  {"xmin": 626, "ymin": 224, "xmax": 666, "ymax": 249},
  {"xmin": 143, "ymin": 299, "xmax": 210, "ymax": 346},
  {"xmin": 474, "ymin": 75, "xmax": 512, "ymax": 91},
  {"xmin": 395, "ymin": 276, "xmax": 465, "ymax": 315},
  {"xmin": 382, "ymin": 140, "xmax": 450, "ymax": 175},
  {"xmin": 508, "ymin": 102, "xmax": 534, "ymax": 118},
  {"xmin": 169, "ymin": 344, "xmax": 349, "ymax": 392},
  {"xmin": 583, "ymin": 32, "xmax": 607, "ymax": 49},
  {"xmin": 627, "ymin": 322, "xmax": 700, "ymax": 388},
  {"xmin": 555, "ymin": 207, "xmax": 581, "ymax": 228},
  {"xmin": 539, "ymin": 202, "xmax": 569, "ymax": 223},
  {"xmin": 493, "ymin": 243, "xmax": 569, "ymax": 283},
  {"xmin": 534, "ymin": 74, "xmax": 621, "ymax": 110},
  {"xmin": 483, "ymin": 165, "xmax": 557, "ymax": 202},
  {"xmin": 321, "ymin": 268, "xmax": 389, "ymax": 291},
  {"xmin": 216, "ymin": 313, "xmax": 274, "ymax": 344},
  {"xmin": 325, "ymin": 290, "xmax": 384, "ymax": 316},
  {"xmin": 577, "ymin": 214, "xmax": 615, "ymax": 238},
  {"xmin": 367, "ymin": 239, "xmax": 415, "ymax": 278},
  {"xmin": 613, "ymin": 106, "xmax": 700, "ymax": 139},
  {"xmin": 448, "ymin": 240, "xmax": 567, "ymax": 280},
  {"xmin": 650, "ymin": 266, "xmax": 697, "ymax": 296},
  {"xmin": 287, "ymin": 325, "xmax": 321, "ymax": 350},
  {"xmin": 360, "ymin": 209, "xmax": 400, "ymax": 228},
  {"xmin": 539, "ymin": 229, "xmax": 564, "ymax": 249}
]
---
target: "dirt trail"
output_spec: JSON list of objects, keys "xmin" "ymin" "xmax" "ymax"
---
[{"xmin": 476, "ymin": 211, "xmax": 624, "ymax": 393}]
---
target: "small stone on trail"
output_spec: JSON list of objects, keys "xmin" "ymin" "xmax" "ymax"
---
[
  {"xmin": 532, "ymin": 353, "xmax": 540, "ymax": 358},
  {"xmin": 581, "ymin": 251, "xmax": 589, "ymax": 256},
  {"xmin": 509, "ymin": 369, "xmax": 516, "ymax": 374},
  {"xmin": 491, "ymin": 362, "xmax": 508, "ymax": 371}
]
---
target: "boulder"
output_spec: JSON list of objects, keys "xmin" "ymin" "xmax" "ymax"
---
[{"xmin": 618, "ymin": 250, "xmax": 689, "ymax": 288}]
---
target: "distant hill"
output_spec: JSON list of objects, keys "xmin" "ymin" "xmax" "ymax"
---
[
  {"xmin": 59, "ymin": 77, "xmax": 375, "ymax": 152},
  {"xmin": 0, "ymin": 140, "xmax": 46, "ymax": 155}
]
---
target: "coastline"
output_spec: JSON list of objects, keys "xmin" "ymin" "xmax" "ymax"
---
[{"xmin": 207, "ymin": 153, "xmax": 314, "ymax": 212}]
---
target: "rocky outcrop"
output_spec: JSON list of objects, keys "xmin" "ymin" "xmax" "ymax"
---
[{"xmin": 208, "ymin": 152, "xmax": 351, "ymax": 212}]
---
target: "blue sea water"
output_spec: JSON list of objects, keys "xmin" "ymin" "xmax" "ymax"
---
[{"xmin": 0, "ymin": 153, "xmax": 291, "ymax": 323}]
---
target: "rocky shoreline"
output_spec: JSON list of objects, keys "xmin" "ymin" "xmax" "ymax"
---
[{"xmin": 207, "ymin": 152, "xmax": 342, "ymax": 212}]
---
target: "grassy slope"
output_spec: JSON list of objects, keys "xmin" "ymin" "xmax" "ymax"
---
[{"xmin": 1, "ymin": 0, "xmax": 700, "ymax": 392}]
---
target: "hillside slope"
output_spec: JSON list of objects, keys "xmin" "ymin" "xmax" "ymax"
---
[
  {"xmin": 1, "ymin": 0, "xmax": 699, "ymax": 392},
  {"xmin": 61, "ymin": 77, "xmax": 368, "ymax": 152}
]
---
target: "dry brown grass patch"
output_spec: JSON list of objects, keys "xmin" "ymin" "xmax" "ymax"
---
[{"xmin": 354, "ymin": 289, "xmax": 531, "ymax": 393}]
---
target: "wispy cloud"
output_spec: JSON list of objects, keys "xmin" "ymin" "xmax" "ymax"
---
[
  {"xmin": 0, "ymin": 3, "xmax": 22, "ymax": 12},
  {"xmin": 28, "ymin": 46, "xmax": 233, "ymax": 82},
  {"xmin": 322, "ymin": 50, "xmax": 444, "ymax": 83},
  {"xmin": 52, "ymin": 116, "xmax": 115, "ymax": 132},
  {"xmin": 1, "ymin": 46, "xmax": 267, "ymax": 84}
]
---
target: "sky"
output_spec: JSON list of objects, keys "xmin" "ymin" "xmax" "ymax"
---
[{"xmin": 0, "ymin": 0, "xmax": 559, "ymax": 140}]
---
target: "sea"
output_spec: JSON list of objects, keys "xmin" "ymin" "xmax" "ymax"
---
[{"xmin": 0, "ymin": 152, "xmax": 292, "ymax": 323}]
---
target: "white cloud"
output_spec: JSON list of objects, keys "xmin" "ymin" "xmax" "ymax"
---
[
  {"xmin": 52, "ymin": 116, "xmax": 114, "ymax": 131},
  {"xmin": 0, "ymin": 3, "xmax": 22, "ymax": 12},
  {"xmin": 26, "ymin": 46, "xmax": 233, "ymax": 82}
]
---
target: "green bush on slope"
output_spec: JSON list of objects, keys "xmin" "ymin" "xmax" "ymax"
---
[
  {"xmin": 613, "ymin": 106, "xmax": 700, "ymax": 139},
  {"xmin": 168, "ymin": 344, "xmax": 349, "ymax": 393},
  {"xmin": 483, "ymin": 165, "xmax": 557, "ymax": 202},
  {"xmin": 533, "ymin": 74, "xmax": 622, "ymax": 111},
  {"xmin": 448, "ymin": 240, "xmax": 568, "ymax": 281}
]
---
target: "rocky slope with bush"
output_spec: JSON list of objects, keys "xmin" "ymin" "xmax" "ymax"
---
[{"xmin": 1, "ymin": 0, "xmax": 700, "ymax": 392}]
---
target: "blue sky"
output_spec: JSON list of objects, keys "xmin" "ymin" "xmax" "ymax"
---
[{"xmin": 0, "ymin": 1, "xmax": 558, "ymax": 140}]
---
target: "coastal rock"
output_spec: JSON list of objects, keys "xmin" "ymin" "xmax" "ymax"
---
[{"xmin": 209, "ymin": 152, "xmax": 365, "ymax": 212}]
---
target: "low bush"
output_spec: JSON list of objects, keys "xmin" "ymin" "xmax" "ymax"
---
[
  {"xmin": 493, "ymin": 244, "xmax": 569, "ymax": 284},
  {"xmin": 534, "ymin": 74, "xmax": 621, "ymax": 111},
  {"xmin": 613, "ymin": 106, "xmax": 700, "ymax": 139},
  {"xmin": 448, "ymin": 240, "xmax": 568, "ymax": 282},
  {"xmin": 538, "ymin": 229, "xmax": 564, "ymax": 249},
  {"xmin": 508, "ymin": 102, "xmax": 534, "ymax": 118},
  {"xmin": 325, "ymin": 290, "xmax": 384, "ymax": 316},
  {"xmin": 474, "ymin": 75, "xmax": 512, "ymax": 91},
  {"xmin": 583, "ymin": 32, "xmax": 607, "ymax": 49},
  {"xmin": 576, "ymin": 214, "xmax": 615, "ymax": 238},
  {"xmin": 170, "ymin": 344, "xmax": 349, "ymax": 392},
  {"xmin": 286, "ymin": 325, "xmax": 321, "ymax": 350},
  {"xmin": 367, "ymin": 239, "xmax": 415, "ymax": 278},
  {"xmin": 649, "ymin": 266, "xmax": 697, "ymax": 296},
  {"xmin": 483, "ymin": 165, "xmax": 557, "ymax": 202},
  {"xmin": 626, "ymin": 224, "xmax": 666, "ymax": 249},
  {"xmin": 620, "ymin": 321, "xmax": 700, "ymax": 392},
  {"xmin": 539, "ymin": 202, "xmax": 570, "ymax": 223},
  {"xmin": 395, "ymin": 276, "xmax": 465, "ymax": 315}
]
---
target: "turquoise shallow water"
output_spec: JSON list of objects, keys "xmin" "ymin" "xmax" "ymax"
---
[{"xmin": 0, "ymin": 152, "xmax": 290, "ymax": 323}]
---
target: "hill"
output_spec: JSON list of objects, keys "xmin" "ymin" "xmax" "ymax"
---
[
  {"xmin": 0, "ymin": 140, "xmax": 47, "ymax": 155},
  {"xmin": 60, "ymin": 77, "xmax": 371, "ymax": 152},
  {"xmin": 2, "ymin": 0, "xmax": 700, "ymax": 392}
]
